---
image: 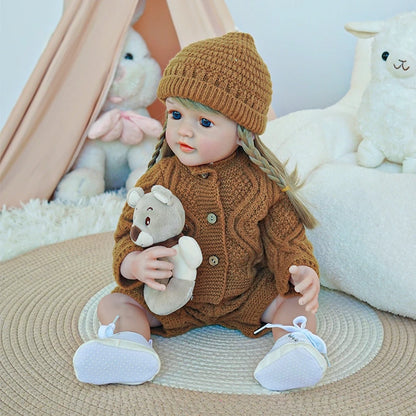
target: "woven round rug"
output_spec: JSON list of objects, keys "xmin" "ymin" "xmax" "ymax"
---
[{"xmin": 1, "ymin": 232, "xmax": 416, "ymax": 415}]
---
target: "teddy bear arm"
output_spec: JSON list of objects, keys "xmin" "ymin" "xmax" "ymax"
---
[
  {"xmin": 143, "ymin": 279, "xmax": 195, "ymax": 315},
  {"xmin": 125, "ymin": 137, "xmax": 157, "ymax": 190},
  {"xmin": 176, "ymin": 236, "xmax": 203, "ymax": 272}
]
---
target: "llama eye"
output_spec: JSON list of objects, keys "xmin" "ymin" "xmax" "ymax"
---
[
  {"xmin": 145, "ymin": 217, "xmax": 151, "ymax": 226},
  {"xmin": 381, "ymin": 51, "xmax": 389, "ymax": 61}
]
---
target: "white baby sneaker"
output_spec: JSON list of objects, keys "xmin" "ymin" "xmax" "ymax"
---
[
  {"xmin": 73, "ymin": 327, "xmax": 160, "ymax": 385},
  {"xmin": 254, "ymin": 316, "xmax": 329, "ymax": 391}
]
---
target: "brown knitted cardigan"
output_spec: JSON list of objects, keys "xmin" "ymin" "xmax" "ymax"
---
[{"xmin": 112, "ymin": 149, "xmax": 319, "ymax": 337}]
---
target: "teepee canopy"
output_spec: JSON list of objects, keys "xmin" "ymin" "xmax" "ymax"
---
[{"xmin": 0, "ymin": 0, "xmax": 236, "ymax": 207}]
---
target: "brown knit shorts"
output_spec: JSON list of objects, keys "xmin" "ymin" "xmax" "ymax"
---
[{"xmin": 113, "ymin": 272, "xmax": 281, "ymax": 339}]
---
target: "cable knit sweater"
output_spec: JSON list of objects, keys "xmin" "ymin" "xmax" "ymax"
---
[{"xmin": 112, "ymin": 149, "xmax": 319, "ymax": 337}]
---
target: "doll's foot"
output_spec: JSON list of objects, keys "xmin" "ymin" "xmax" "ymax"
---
[
  {"xmin": 73, "ymin": 332, "xmax": 160, "ymax": 385},
  {"xmin": 254, "ymin": 316, "xmax": 328, "ymax": 391}
]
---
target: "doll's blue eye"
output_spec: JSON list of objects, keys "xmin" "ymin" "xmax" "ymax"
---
[
  {"xmin": 200, "ymin": 118, "xmax": 213, "ymax": 128},
  {"xmin": 171, "ymin": 111, "xmax": 181, "ymax": 120},
  {"xmin": 124, "ymin": 53, "xmax": 134, "ymax": 60}
]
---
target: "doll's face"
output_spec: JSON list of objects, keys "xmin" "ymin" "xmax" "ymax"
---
[{"xmin": 165, "ymin": 98, "xmax": 239, "ymax": 166}]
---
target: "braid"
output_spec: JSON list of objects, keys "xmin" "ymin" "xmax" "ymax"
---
[
  {"xmin": 239, "ymin": 131, "xmax": 286, "ymax": 188},
  {"xmin": 238, "ymin": 126, "xmax": 317, "ymax": 229},
  {"xmin": 147, "ymin": 133, "xmax": 165, "ymax": 169}
]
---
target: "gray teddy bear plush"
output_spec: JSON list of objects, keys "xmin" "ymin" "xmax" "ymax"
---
[{"xmin": 127, "ymin": 185, "xmax": 203, "ymax": 315}]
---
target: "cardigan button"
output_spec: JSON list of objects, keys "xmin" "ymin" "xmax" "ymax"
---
[
  {"xmin": 207, "ymin": 213, "xmax": 217, "ymax": 224},
  {"xmin": 208, "ymin": 255, "xmax": 219, "ymax": 266}
]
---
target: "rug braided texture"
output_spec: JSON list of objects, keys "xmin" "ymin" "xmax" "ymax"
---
[{"xmin": 1, "ymin": 232, "xmax": 416, "ymax": 416}]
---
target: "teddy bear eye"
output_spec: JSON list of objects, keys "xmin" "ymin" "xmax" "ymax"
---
[
  {"xmin": 124, "ymin": 52, "xmax": 134, "ymax": 60},
  {"xmin": 381, "ymin": 51, "xmax": 389, "ymax": 61},
  {"xmin": 145, "ymin": 217, "xmax": 151, "ymax": 226}
]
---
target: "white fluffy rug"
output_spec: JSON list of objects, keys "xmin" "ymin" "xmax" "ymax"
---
[{"xmin": 0, "ymin": 191, "xmax": 126, "ymax": 262}]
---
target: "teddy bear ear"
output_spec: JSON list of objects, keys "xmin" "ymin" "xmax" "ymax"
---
[
  {"xmin": 151, "ymin": 185, "xmax": 173, "ymax": 205},
  {"xmin": 127, "ymin": 187, "xmax": 145, "ymax": 208}
]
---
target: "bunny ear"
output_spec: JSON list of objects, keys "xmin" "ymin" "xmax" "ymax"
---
[
  {"xmin": 151, "ymin": 185, "xmax": 173, "ymax": 205},
  {"xmin": 131, "ymin": 0, "xmax": 146, "ymax": 24},
  {"xmin": 345, "ymin": 20, "xmax": 385, "ymax": 38}
]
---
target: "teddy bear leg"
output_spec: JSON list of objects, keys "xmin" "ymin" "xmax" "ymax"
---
[
  {"xmin": 54, "ymin": 142, "xmax": 106, "ymax": 202},
  {"xmin": 144, "ymin": 279, "xmax": 195, "ymax": 315},
  {"xmin": 402, "ymin": 156, "xmax": 416, "ymax": 173},
  {"xmin": 357, "ymin": 139, "xmax": 385, "ymax": 168}
]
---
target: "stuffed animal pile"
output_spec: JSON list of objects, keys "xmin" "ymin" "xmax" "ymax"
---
[
  {"xmin": 54, "ymin": 2, "xmax": 162, "ymax": 202},
  {"xmin": 127, "ymin": 185, "xmax": 203, "ymax": 316},
  {"xmin": 346, "ymin": 11, "xmax": 416, "ymax": 172}
]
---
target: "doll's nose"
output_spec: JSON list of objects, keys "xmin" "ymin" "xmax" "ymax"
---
[{"xmin": 178, "ymin": 123, "xmax": 194, "ymax": 138}]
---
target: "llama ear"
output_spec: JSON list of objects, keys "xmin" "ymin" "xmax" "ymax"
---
[
  {"xmin": 344, "ymin": 20, "xmax": 385, "ymax": 39},
  {"xmin": 151, "ymin": 185, "xmax": 173, "ymax": 205},
  {"xmin": 127, "ymin": 187, "xmax": 145, "ymax": 208}
]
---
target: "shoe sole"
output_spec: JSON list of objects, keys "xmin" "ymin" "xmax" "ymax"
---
[
  {"xmin": 73, "ymin": 338, "xmax": 161, "ymax": 385},
  {"xmin": 254, "ymin": 341, "xmax": 327, "ymax": 391}
]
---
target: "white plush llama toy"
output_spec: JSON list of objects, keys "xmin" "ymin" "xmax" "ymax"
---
[
  {"xmin": 54, "ymin": 1, "xmax": 162, "ymax": 201},
  {"xmin": 346, "ymin": 11, "xmax": 416, "ymax": 172}
]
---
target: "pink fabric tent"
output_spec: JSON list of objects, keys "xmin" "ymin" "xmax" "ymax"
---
[{"xmin": 0, "ymin": 0, "xmax": 236, "ymax": 207}]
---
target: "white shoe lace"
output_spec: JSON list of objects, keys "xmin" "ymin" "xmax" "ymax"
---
[
  {"xmin": 254, "ymin": 316, "xmax": 330, "ymax": 366},
  {"xmin": 98, "ymin": 315, "xmax": 120, "ymax": 339}
]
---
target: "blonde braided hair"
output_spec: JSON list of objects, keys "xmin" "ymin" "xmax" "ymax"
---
[
  {"xmin": 237, "ymin": 126, "xmax": 317, "ymax": 229},
  {"xmin": 147, "ymin": 98, "xmax": 317, "ymax": 229}
]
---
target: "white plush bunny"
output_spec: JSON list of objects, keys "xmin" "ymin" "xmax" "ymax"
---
[
  {"xmin": 54, "ymin": 1, "xmax": 162, "ymax": 202},
  {"xmin": 346, "ymin": 12, "xmax": 416, "ymax": 172}
]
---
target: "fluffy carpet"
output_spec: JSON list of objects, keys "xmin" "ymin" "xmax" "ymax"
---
[{"xmin": 1, "ymin": 194, "xmax": 416, "ymax": 415}]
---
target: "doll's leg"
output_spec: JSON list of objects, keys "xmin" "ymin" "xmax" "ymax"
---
[
  {"xmin": 254, "ymin": 295, "xmax": 328, "ymax": 391},
  {"xmin": 261, "ymin": 295, "xmax": 317, "ymax": 339},
  {"xmin": 73, "ymin": 293, "xmax": 161, "ymax": 385}
]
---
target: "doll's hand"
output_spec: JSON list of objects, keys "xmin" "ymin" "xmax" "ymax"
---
[
  {"xmin": 289, "ymin": 265, "xmax": 320, "ymax": 314},
  {"xmin": 121, "ymin": 247, "xmax": 176, "ymax": 291}
]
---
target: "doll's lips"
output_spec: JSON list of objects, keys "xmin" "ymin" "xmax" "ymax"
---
[{"xmin": 179, "ymin": 142, "xmax": 195, "ymax": 152}]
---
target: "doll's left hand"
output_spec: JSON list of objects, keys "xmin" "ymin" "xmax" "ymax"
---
[{"xmin": 289, "ymin": 265, "xmax": 320, "ymax": 314}]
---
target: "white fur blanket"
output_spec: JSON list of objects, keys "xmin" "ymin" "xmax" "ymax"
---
[{"xmin": 0, "ymin": 191, "xmax": 125, "ymax": 262}]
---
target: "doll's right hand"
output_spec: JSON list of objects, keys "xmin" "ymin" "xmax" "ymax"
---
[{"xmin": 120, "ymin": 247, "xmax": 176, "ymax": 291}]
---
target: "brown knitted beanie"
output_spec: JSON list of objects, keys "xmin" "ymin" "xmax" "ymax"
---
[{"xmin": 157, "ymin": 32, "xmax": 272, "ymax": 135}]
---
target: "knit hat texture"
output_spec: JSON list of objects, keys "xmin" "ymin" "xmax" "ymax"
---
[{"xmin": 157, "ymin": 32, "xmax": 272, "ymax": 135}]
